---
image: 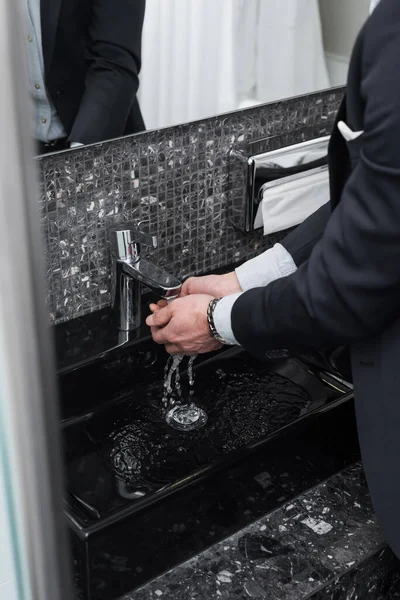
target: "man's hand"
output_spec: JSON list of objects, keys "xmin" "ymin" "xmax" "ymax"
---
[
  {"xmin": 180, "ymin": 272, "xmax": 242, "ymax": 298},
  {"xmin": 145, "ymin": 295, "xmax": 222, "ymax": 355}
]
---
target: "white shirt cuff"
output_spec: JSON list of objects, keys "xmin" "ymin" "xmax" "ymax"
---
[
  {"xmin": 70, "ymin": 142, "xmax": 83, "ymax": 148},
  {"xmin": 235, "ymin": 243, "xmax": 297, "ymax": 291},
  {"xmin": 213, "ymin": 293, "xmax": 243, "ymax": 346}
]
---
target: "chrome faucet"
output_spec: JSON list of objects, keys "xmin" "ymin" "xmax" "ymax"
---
[{"xmin": 109, "ymin": 224, "xmax": 182, "ymax": 331}]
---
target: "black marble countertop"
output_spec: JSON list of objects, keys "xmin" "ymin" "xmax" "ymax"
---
[{"xmin": 119, "ymin": 463, "xmax": 400, "ymax": 600}]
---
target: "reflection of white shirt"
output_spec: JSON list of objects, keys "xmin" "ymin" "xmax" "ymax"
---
[
  {"xmin": 369, "ymin": 0, "xmax": 381, "ymax": 14},
  {"xmin": 22, "ymin": 0, "xmax": 67, "ymax": 142}
]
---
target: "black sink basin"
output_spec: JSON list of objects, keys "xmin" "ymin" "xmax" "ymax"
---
[
  {"xmin": 67, "ymin": 351, "xmax": 341, "ymax": 513},
  {"xmin": 60, "ymin": 341, "xmax": 357, "ymax": 600}
]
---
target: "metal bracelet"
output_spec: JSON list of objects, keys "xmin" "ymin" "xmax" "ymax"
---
[{"xmin": 207, "ymin": 298, "xmax": 234, "ymax": 346}]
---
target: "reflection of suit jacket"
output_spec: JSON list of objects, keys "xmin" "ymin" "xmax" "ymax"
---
[
  {"xmin": 41, "ymin": 0, "xmax": 145, "ymax": 144},
  {"xmin": 232, "ymin": 0, "xmax": 400, "ymax": 557}
]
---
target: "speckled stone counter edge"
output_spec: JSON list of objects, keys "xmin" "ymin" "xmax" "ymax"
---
[{"xmin": 120, "ymin": 463, "xmax": 400, "ymax": 600}]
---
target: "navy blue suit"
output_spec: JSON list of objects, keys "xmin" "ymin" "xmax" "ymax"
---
[
  {"xmin": 232, "ymin": 0, "xmax": 400, "ymax": 557},
  {"xmin": 40, "ymin": 0, "xmax": 146, "ymax": 144}
]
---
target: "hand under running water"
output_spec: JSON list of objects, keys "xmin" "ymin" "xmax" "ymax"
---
[
  {"xmin": 146, "ymin": 294, "xmax": 222, "ymax": 355},
  {"xmin": 150, "ymin": 271, "xmax": 241, "ymax": 312},
  {"xmin": 146, "ymin": 272, "xmax": 241, "ymax": 355},
  {"xmin": 180, "ymin": 271, "xmax": 242, "ymax": 298}
]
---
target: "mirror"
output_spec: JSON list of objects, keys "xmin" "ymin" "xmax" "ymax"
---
[
  {"xmin": 31, "ymin": 0, "xmax": 371, "ymax": 155},
  {"xmin": 139, "ymin": 0, "xmax": 370, "ymax": 130}
]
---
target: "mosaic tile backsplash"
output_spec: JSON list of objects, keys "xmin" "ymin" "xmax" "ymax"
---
[{"xmin": 37, "ymin": 88, "xmax": 344, "ymax": 324}]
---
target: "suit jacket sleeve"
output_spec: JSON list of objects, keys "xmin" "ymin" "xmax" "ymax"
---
[
  {"xmin": 281, "ymin": 202, "xmax": 331, "ymax": 267},
  {"xmin": 231, "ymin": 9, "xmax": 400, "ymax": 356},
  {"xmin": 69, "ymin": 0, "xmax": 146, "ymax": 144}
]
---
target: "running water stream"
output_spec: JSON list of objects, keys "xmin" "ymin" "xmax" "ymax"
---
[{"xmin": 163, "ymin": 355, "xmax": 208, "ymax": 431}]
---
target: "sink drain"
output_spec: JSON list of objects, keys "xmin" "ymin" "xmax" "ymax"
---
[{"xmin": 166, "ymin": 404, "xmax": 208, "ymax": 431}]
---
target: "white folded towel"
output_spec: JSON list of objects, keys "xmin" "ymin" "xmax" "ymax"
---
[{"xmin": 254, "ymin": 168, "xmax": 329, "ymax": 235}]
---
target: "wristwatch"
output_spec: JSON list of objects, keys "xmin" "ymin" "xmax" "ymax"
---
[{"xmin": 207, "ymin": 298, "xmax": 235, "ymax": 346}]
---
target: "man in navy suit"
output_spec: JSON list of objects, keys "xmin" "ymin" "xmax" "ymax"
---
[
  {"xmin": 23, "ymin": 0, "xmax": 145, "ymax": 153},
  {"xmin": 147, "ymin": 0, "xmax": 400, "ymax": 559}
]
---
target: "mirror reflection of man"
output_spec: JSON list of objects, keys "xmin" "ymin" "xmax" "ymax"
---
[{"xmin": 22, "ymin": 0, "xmax": 146, "ymax": 154}]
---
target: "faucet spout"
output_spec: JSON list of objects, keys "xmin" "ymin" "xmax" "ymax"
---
[
  {"xmin": 122, "ymin": 258, "xmax": 182, "ymax": 300},
  {"xmin": 112, "ymin": 258, "xmax": 181, "ymax": 332},
  {"xmin": 109, "ymin": 224, "xmax": 182, "ymax": 331}
]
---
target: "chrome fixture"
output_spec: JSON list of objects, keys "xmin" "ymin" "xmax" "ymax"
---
[
  {"xmin": 229, "ymin": 135, "xmax": 330, "ymax": 232},
  {"xmin": 109, "ymin": 224, "xmax": 182, "ymax": 331}
]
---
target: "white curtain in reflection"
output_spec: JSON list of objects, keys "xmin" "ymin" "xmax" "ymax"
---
[
  {"xmin": 138, "ymin": 0, "xmax": 330, "ymax": 130},
  {"xmin": 138, "ymin": 0, "xmax": 237, "ymax": 129},
  {"xmin": 234, "ymin": 0, "xmax": 330, "ymax": 107}
]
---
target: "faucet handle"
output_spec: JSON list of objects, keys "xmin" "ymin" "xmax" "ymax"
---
[{"xmin": 109, "ymin": 224, "xmax": 157, "ymax": 261}]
